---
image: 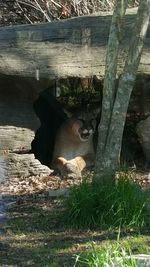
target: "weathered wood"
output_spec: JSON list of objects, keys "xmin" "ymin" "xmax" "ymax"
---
[{"xmin": 0, "ymin": 8, "xmax": 149, "ymax": 78}]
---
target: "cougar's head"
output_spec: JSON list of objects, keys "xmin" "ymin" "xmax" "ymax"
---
[
  {"xmin": 65, "ymin": 106, "xmax": 100, "ymax": 142},
  {"xmin": 71, "ymin": 117, "xmax": 96, "ymax": 142}
]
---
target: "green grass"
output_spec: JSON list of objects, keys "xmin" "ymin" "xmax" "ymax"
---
[
  {"xmin": 74, "ymin": 241, "xmax": 138, "ymax": 267},
  {"xmin": 1, "ymin": 182, "xmax": 149, "ymax": 267},
  {"xmin": 2, "ymin": 173, "xmax": 149, "ymax": 267},
  {"xmin": 74, "ymin": 233, "xmax": 150, "ymax": 266},
  {"xmin": 63, "ymin": 176, "xmax": 148, "ymax": 230}
]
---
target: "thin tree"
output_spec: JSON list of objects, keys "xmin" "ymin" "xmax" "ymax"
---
[{"xmin": 94, "ymin": 0, "xmax": 150, "ymax": 183}]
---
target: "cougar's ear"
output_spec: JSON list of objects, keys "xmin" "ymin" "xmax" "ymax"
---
[
  {"xmin": 90, "ymin": 118, "xmax": 97, "ymax": 130},
  {"xmin": 63, "ymin": 109, "xmax": 72, "ymax": 118},
  {"xmin": 92, "ymin": 107, "xmax": 101, "ymax": 117}
]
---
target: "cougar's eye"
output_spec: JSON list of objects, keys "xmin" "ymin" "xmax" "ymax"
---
[
  {"xmin": 89, "ymin": 129, "xmax": 93, "ymax": 134},
  {"xmin": 78, "ymin": 118, "xmax": 85, "ymax": 125},
  {"xmin": 82, "ymin": 129, "xmax": 89, "ymax": 135}
]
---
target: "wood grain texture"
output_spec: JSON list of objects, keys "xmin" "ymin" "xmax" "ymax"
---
[{"xmin": 0, "ymin": 8, "xmax": 149, "ymax": 78}]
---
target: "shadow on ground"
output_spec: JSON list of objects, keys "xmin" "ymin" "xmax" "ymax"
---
[{"xmin": 1, "ymin": 189, "xmax": 150, "ymax": 267}]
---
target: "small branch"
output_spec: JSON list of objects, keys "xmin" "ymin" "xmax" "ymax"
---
[
  {"xmin": 17, "ymin": 0, "xmax": 41, "ymax": 12},
  {"xmin": 16, "ymin": 1, "xmax": 34, "ymax": 24},
  {"xmin": 50, "ymin": 0, "xmax": 62, "ymax": 8},
  {"xmin": 33, "ymin": 0, "xmax": 51, "ymax": 22}
]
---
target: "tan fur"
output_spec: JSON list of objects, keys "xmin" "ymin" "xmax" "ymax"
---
[{"xmin": 51, "ymin": 116, "xmax": 96, "ymax": 178}]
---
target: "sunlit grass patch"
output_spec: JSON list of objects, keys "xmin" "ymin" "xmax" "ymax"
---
[
  {"xmin": 63, "ymin": 175, "xmax": 148, "ymax": 230},
  {"xmin": 74, "ymin": 241, "xmax": 138, "ymax": 267}
]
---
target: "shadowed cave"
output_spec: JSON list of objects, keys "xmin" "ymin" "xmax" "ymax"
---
[{"xmin": 0, "ymin": 74, "xmax": 149, "ymax": 172}]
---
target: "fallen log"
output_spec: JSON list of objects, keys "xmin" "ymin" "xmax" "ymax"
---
[{"xmin": 0, "ymin": 8, "xmax": 149, "ymax": 78}]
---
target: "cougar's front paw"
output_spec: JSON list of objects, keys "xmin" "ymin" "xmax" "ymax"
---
[{"xmin": 64, "ymin": 162, "xmax": 82, "ymax": 179}]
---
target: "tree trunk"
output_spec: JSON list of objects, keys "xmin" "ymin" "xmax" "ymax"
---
[
  {"xmin": 94, "ymin": 0, "xmax": 128, "ymax": 177},
  {"xmin": 94, "ymin": 0, "xmax": 150, "ymax": 183},
  {"xmin": 0, "ymin": 8, "xmax": 149, "ymax": 78}
]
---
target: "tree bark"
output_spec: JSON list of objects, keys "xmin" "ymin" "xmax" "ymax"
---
[
  {"xmin": 94, "ymin": 0, "xmax": 128, "ymax": 169},
  {"xmin": 0, "ymin": 8, "xmax": 149, "ymax": 78},
  {"xmin": 94, "ymin": 0, "xmax": 150, "ymax": 183}
]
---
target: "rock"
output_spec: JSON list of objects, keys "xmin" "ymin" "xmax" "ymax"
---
[
  {"xmin": 0, "ymin": 126, "xmax": 36, "ymax": 151},
  {"xmin": 136, "ymin": 116, "xmax": 150, "ymax": 163},
  {"xmin": 113, "ymin": 254, "xmax": 150, "ymax": 267},
  {"xmin": 7, "ymin": 153, "xmax": 51, "ymax": 179},
  {"xmin": 48, "ymin": 188, "xmax": 69, "ymax": 197},
  {"xmin": 132, "ymin": 254, "xmax": 150, "ymax": 267},
  {"xmin": 0, "ymin": 156, "xmax": 7, "ymax": 183}
]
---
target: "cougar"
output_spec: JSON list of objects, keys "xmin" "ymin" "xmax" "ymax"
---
[{"xmin": 51, "ymin": 108, "xmax": 99, "ymax": 178}]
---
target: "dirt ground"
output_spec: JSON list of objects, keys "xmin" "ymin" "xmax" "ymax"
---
[{"xmin": 0, "ymin": 161, "xmax": 150, "ymax": 266}]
